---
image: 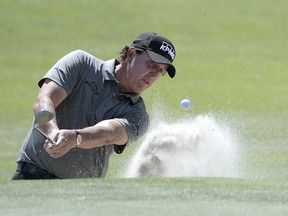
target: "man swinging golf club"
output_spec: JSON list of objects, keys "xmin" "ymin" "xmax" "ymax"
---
[{"xmin": 12, "ymin": 32, "xmax": 177, "ymax": 179}]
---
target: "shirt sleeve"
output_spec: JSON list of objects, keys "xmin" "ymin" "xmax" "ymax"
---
[
  {"xmin": 38, "ymin": 50, "xmax": 89, "ymax": 94},
  {"xmin": 114, "ymin": 98, "xmax": 149, "ymax": 154}
]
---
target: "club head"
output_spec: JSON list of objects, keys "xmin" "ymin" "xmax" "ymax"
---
[{"xmin": 32, "ymin": 109, "xmax": 54, "ymax": 127}]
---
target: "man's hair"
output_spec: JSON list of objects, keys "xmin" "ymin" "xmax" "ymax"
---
[
  {"xmin": 118, "ymin": 46, "xmax": 144, "ymax": 62},
  {"xmin": 118, "ymin": 46, "xmax": 129, "ymax": 62}
]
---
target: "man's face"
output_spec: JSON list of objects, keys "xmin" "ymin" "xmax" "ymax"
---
[{"xmin": 122, "ymin": 49, "xmax": 168, "ymax": 93}]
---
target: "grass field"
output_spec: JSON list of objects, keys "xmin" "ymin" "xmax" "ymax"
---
[
  {"xmin": 0, "ymin": 0, "xmax": 287, "ymax": 215},
  {"xmin": 1, "ymin": 178, "xmax": 288, "ymax": 216}
]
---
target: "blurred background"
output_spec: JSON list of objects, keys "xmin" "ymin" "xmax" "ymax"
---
[{"xmin": 0, "ymin": 0, "xmax": 287, "ymax": 182}]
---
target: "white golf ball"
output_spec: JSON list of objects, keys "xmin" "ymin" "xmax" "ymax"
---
[{"xmin": 180, "ymin": 99, "xmax": 191, "ymax": 110}]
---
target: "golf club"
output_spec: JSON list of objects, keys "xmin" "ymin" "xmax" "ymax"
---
[{"xmin": 32, "ymin": 109, "xmax": 56, "ymax": 145}]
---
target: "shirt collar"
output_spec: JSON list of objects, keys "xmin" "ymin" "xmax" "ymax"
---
[
  {"xmin": 103, "ymin": 59, "xmax": 140, "ymax": 104},
  {"xmin": 103, "ymin": 59, "xmax": 117, "ymax": 81}
]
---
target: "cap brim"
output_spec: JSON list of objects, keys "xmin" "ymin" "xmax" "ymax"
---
[
  {"xmin": 146, "ymin": 50, "xmax": 176, "ymax": 78},
  {"xmin": 167, "ymin": 65, "xmax": 176, "ymax": 78}
]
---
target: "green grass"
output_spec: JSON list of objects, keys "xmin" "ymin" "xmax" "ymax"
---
[
  {"xmin": 0, "ymin": 0, "xmax": 288, "ymax": 215},
  {"xmin": 1, "ymin": 178, "xmax": 288, "ymax": 215}
]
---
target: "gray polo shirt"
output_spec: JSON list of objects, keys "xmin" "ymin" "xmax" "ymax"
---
[{"xmin": 17, "ymin": 50, "xmax": 149, "ymax": 178}]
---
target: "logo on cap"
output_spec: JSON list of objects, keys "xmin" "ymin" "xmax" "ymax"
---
[{"xmin": 160, "ymin": 41, "xmax": 175, "ymax": 61}]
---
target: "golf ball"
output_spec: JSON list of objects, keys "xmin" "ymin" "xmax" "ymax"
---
[{"xmin": 180, "ymin": 99, "xmax": 191, "ymax": 110}]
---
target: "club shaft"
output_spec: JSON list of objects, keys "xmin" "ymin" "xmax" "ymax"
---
[{"xmin": 34, "ymin": 127, "xmax": 56, "ymax": 145}]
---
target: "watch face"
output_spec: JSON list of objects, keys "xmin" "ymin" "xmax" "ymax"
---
[{"xmin": 76, "ymin": 133, "xmax": 82, "ymax": 146}]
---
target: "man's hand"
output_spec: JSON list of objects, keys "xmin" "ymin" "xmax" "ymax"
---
[{"xmin": 43, "ymin": 129, "xmax": 76, "ymax": 158}]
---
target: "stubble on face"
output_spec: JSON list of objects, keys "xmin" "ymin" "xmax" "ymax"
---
[{"xmin": 115, "ymin": 49, "xmax": 166, "ymax": 94}]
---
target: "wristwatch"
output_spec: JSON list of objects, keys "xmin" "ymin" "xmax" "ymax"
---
[{"xmin": 75, "ymin": 130, "xmax": 82, "ymax": 147}]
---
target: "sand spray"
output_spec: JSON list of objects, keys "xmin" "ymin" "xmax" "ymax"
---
[{"xmin": 124, "ymin": 108, "xmax": 240, "ymax": 178}]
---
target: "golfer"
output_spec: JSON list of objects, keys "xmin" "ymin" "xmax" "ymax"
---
[{"xmin": 12, "ymin": 32, "xmax": 177, "ymax": 179}]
